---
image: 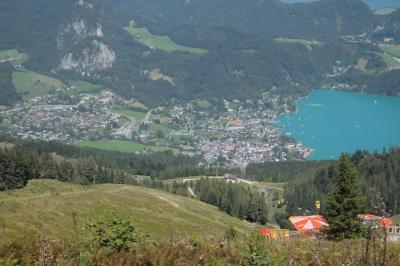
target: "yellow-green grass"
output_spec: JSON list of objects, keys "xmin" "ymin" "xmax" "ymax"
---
[
  {"xmin": 379, "ymin": 44, "xmax": 400, "ymax": 58},
  {"xmin": 113, "ymin": 105, "xmax": 147, "ymax": 122},
  {"xmin": 76, "ymin": 140, "xmax": 176, "ymax": 153},
  {"xmin": 68, "ymin": 80, "xmax": 103, "ymax": 93},
  {"xmin": 274, "ymin": 37, "xmax": 323, "ymax": 50},
  {"xmin": 12, "ymin": 70, "xmax": 63, "ymax": 100},
  {"xmin": 125, "ymin": 25, "xmax": 208, "ymax": 54},
  {"xmin": 0, "ymin": 180, "xmax": 254, "ymax": 242},
  {"xmin": 375, "ymin": 8, "xmax": 398, "ymax": 15}
]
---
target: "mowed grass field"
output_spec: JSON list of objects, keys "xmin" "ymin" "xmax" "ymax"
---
[
  {"xmin": 0, "ymin": 180, "xmax": 254, "ymax": 242},
  {"xmin": 375, "ymin": 7, "xmax": 398, "ymax": 15},
  {"xmin": 113, "ymin": 105, "xmax": 147, "ymax": 122},
  {"xmin": 374, "ymin": 51, "xmax": 400, "ymax": 68},
  {"xmin": 68, "ymin": 80, "xmax": 103, "ymax": 93},
  {"xmin": 76, "ymin": 140, "xmax": 176, "ymax": 153},
  {"xmin": 125, "ymin": 25, "xmax": 208, "ymax": 54},
  {"xmin": 12, "ymin": 70, "xmax": 63, "ymax": 100},
  {"xmin": 379, "ymin": 44, "xmax": 400, "ymax": 58},
  {"xmin": 196, "ymin": 99, "xmax": 211, "ymax": 109},
  {"xmin": 0, "ymin": 49, "xmax": 18, "ymax": 60}
]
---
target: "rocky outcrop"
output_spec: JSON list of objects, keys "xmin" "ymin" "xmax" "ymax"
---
[
  {"xmin": 59, "ymin": 40, "xmax": 115, "ymax": 76},
  {"xmin": 57, "ymin": 0, "xmax": 115, "ymax": 76}
]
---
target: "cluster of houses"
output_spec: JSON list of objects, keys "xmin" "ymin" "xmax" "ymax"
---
[{"xmin": 2, "ymin": 91, "xmax": 124, "ymax": 143}]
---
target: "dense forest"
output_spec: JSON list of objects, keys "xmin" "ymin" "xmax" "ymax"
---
[
  {"xmin": 193, "ymin": 178, "xmax": 269, "ymax": 224},
  {"xmin": 0, "ymin": 143, "xmax": 127, "ymax": 190},
  {"xmin": 0, "ymin": 135, "xmax": 221, "ymax": 190},
  {"xmin": 246, "ymin": 160, "xmax": 331, "ymax": 182},
  {"xmin": 0, "ymin": 63, "xmax": 20, "ymax": 105},
  {"xmin": 284, "ymin": 148, "xmax": 400, "ymax": 218}
]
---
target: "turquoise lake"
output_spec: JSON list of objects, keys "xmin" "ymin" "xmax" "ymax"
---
[{"xmin": 275, "ymin": 89, "xmax": 400, "ymax": 160}]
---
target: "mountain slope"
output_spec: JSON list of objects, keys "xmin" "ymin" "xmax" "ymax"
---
[
  {"xmin": 0, "ymin": 180, "xmax": 254, "ymax": 242},
  {"xmin": 0, "ymin": 0, "xmax": 396, "ymax": 106}
]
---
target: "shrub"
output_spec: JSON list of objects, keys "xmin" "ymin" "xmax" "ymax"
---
[{"xmin": 86, "ymin": 212, "xmax": 138, "ymax": 252}]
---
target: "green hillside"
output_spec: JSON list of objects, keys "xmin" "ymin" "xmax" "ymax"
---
[
  {"xmin": 125, "ymin": 25, "xmax": 208, "ymax": 54},
  {"xmin": 0, "ymin": 180, "xmax": 254, "ymax": 243}
]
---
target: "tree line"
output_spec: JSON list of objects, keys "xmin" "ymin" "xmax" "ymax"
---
[
  {"xmin": 284, "ymin": 148, "xmax": 400, "ymax": 219},
  {"xmin": 0, "ymin": 145, "xmax": 127, "ymax": 191},
  {"xmin": 193, "ymin": 178, "xmax": 268, "ymax": 225}
]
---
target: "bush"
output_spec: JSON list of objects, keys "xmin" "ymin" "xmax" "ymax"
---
[{"xmin": 86, "ymin": 212, "xmax": 138, "ymax": 252}]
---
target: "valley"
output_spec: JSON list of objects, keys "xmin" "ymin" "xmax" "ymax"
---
[
  {"xmin": 0, "ymin": 80, "xmax": 311, "ymax": 166},
  {"xmin": 1, "ymin": 0, "xmax": 400, "ymax": 264}
]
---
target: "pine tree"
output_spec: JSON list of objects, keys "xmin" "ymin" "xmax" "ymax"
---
[{"xmin": 325, "ymin": 154, "xmax": 366, "ymax": 240}]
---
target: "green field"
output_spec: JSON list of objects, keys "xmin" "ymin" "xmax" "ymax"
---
[
  {"xmin": 196, "ymin": 99, "xmax": 211, "ymax": 109},
  {"xmin": 76, "ymin": 140, "xmax": 175, "ymax": 153},
  {"xmin": 0, "ymin": 180, "xmax": 254, "ymax": 242},
  {"xmin": 149, "ymin": 123, "xmax": 173, "ymax": 136},
  {"xmin": 125, "ymin": 25, "xmax": 208, "ymax": 54},
  {"xmin": 0, "ymin": 49, "xmax": 18, "ymax": 61},
  {"xmin": 375, "ymin": 8, "xmax": 398, "ymax": 15},
  {"xmin": 374, "ymin": 51, "xmax": 400, "ymax": 68},
  {"xmin": 12, "ymin": 70, "xmax": 63, "ymax": 100},
  {"xmin": 379, "ymin": 44, "xmax": 400, "ymax": 58},
  {"xmin": 274, "ymin": 37, "xmax": 323, "ymax": 50},
  {"xmin": 68, "ymin": 80, "xmax": 103, "ymax": 93},
  {"xmin": 113, "ymin": 105, "xmax": 147, "ymax": 122}
]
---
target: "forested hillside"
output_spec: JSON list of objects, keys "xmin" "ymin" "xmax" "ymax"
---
[
  {"xmin": 0, "ymin": 63, "xmax": 20, "ymax": 105},
  {"xmin": 0, "ymin": 0, "xmax": 398, "ymax": 106},
  {"xmin": 284, "ymin": 148, "xmax": 400, "ymax": 217},
  {"xmin": 0, "ymin": 135, "xmax": 217, "ymax": 190}
]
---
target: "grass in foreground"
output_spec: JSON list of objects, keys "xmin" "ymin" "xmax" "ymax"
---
[
  {"xmin": 12, "ymin": 70, "xmax": 63, "ymax": 100},
  {"xmin": 76, "ymin": 140, "xmax": 176, "ymax": 153},
  {"xmin": 125, "ymin": 25, "xmax": 208, "ymax": 54},
  {"xmin": 0, "ymin": 180, "xmax": 254, "ymax": 243},
  {"xmin": 1, "ymin": 225, "xmax": 399, "ymax": 265}
]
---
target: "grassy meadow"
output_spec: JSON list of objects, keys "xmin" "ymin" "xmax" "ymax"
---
[
  {"xmin": 375, "ymin": 51, "xmax": 400, "ymax": 68},
  {"xmin": 113, "ymin": 105, "xmax": 147, "ymax": 122},
  {"xmin": 379, "ymin": 44, "xmax": 400, "ymax": 58},
  {"xmin": 0, "ymin": 49, "xmax": 18, "ymax": 60},
  {"xmin": 196, "ymin": 99, "xmax": 211, "ymax": 108},
  {"xmin": 0, "ymin": 180, "xmax": 254, "ymax": 242},
  {"xmin": 274, "ymin": 37, "xmax": 323, "ymax": 50},
  {"xmin": 125, "ymin": 25, "xmax": 208, "ymax": 54},
  {"xmin": 12, "ymin": 70, "xmax": 63, "ymax": 100},
  {"xmin": 76, "ymin": 140, "xmax": 175, "ymax": 153},
  {"xmin": 68, "ymin": 80, "xmax": 103, "ymax": 93},
  {"xmin": 375, "ymin": 7, "xmax": 398, "ymax": 15}
]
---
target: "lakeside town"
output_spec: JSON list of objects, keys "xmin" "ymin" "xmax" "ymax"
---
[{"xmin": 0, "ymin": 86, "xmax": 313, "ymax": 167}]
